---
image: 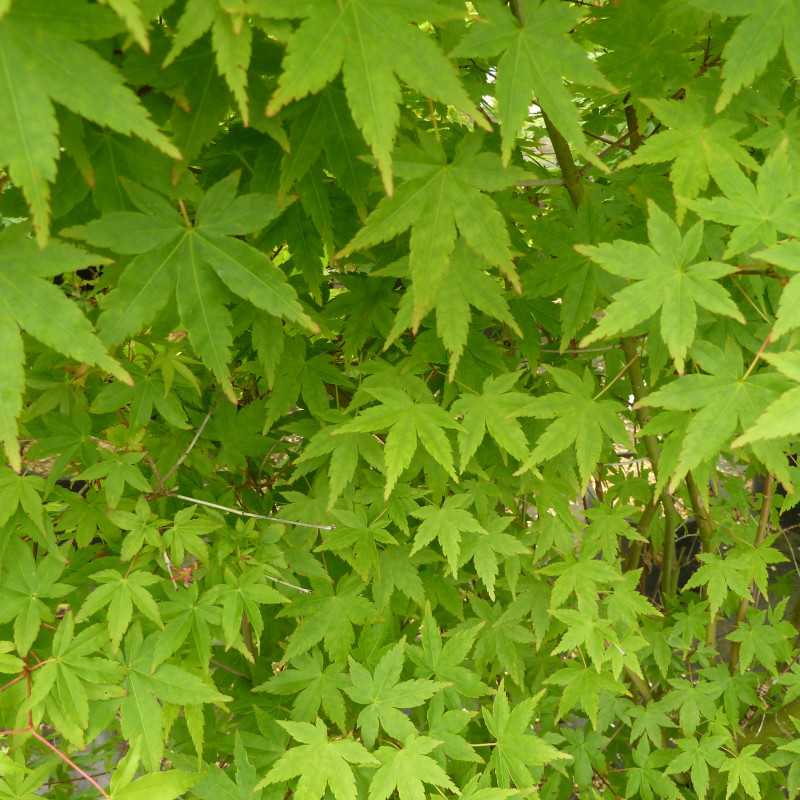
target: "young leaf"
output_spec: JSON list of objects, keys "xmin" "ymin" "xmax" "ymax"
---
[
  {"xmin": 0, "ymin": 3, "xmax": 178, "ymax": 243},
  {"xmin": 368, "ymin": 735, "xmax": 457, "ymax": 800},
  {"xmin": 339, "ymin": 136, "xmax": 523, "ymax": 325},
  {"xmin": 345, "ymin": 641, "xmax": 447, "ymax": 747},
  {"xmin": 578, "ymin": 201, "xmax": 744, "ymax": 371},
  {"xmin": 335, "ymin": 387, "xmax": 461, "ymax": 498},
  {"xmin": 263, "ymin": 1, "xmax": 488, "ymax": 194},
  {"xmin": 255, "ymin": 719, "xmax": 379, "ymax": 800},
  {"xmin": 453, "ymin": 0, "xmax": 614, "ymax": 164}
]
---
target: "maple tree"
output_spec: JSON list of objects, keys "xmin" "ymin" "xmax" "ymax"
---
[{"xmin": 2, "ymin": 2, "xmax": 800, "ymax": 800}]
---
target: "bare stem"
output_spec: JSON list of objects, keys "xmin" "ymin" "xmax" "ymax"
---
[
  {"xmin": 174, "ymin": 494, "xmax": 335, "ymax": 530},
  {"xmin": 30, "ymin": 729, "xmax": 111, "ymax": 799},
  {"xmin": 162, "ymin": 407, "xmax": 213, "ymax": 486}
]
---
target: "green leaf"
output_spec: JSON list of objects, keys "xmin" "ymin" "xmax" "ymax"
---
[
  {"xmin": 368, "ymin": 735, "xmax": 457, "ymax": 800},
  {"xmin": 482, "ymin": 680, "xmax": 570, "ymax": 787},
  {"xmin": 81, "ymin": 174, "xmax": 314, "ymax": 393},
  {"xmin": 336, "ymin": 386, "xmax": 461, "ymax": 498},
  {"xmin": 255, "ymin": 719, "xmax": 379, "ymax": 800},
  {"xmin": 345, "ymin": 641, "xmax": 447, "ymax": 747},
  {"xmin": 686, "ymin": 143, "xmax": 800, "ymax": 257},
  {"xmin": 340, "ymin": 136, "xmax": 523, "ymax": 324},
  {"xmin": 453, "ymin": 0, "xmax": 614, "ymax": 164},
  {"xmin": 623, "ymin": 94, "xmax": 758, "ymax": 215},
  {"xmin": 719, "ymin": 745, "xmax": 773, "ymax": 800},
  {"xmin": 578, "ymin": 202, "xmax": 744, "ymax": 371},
  {"xmin": 263, "ymin": 0, "xmax": 488, "ymax": 194},
  {"xmin": 0, "ymin": 1, "xmax": 178, "ymax": 244},
  {"xmin": 514, "ymin": 366, "xmax": 629, "ymax": 488}
]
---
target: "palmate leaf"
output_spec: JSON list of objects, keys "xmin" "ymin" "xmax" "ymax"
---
[
  {"xmin": 262, "ymin": 0, "xmax": 488, "ymax": 195},
  {"xmin": 0, "ymin": 229, "xmax": 130, "ymax": 470},
  {"xmin": 163, "ymin": 0, "xmax": 253, "ymax": 124},
  {"xmin": 73, "ymin": 172, "xmax": 315, "ymax": 399},
  {"xmin": 339, "ymin": 134, "xmax": 525, "ymax": 325},
  {"xmin": 368, "ymin": 736, "xmax": 457, "ymax": 800},
  {"xmin": 255, "ymin": 719, "xmax": 378, "ymax": 800},
  {"xmin": 578, "ymin": 201, "xmax": 745, "ymax": 371},
  {"xmin": 335, "ymin": 386, "xmax": 461, "ymax": 499},
  {"xmin": 643, "ymin": 342, "xmax": 786, "ymax": 490},
  {"xmin": 345, "ymin": 642, "xmax": 447, "ymax": 747},
  {"xmin": 686, "ymin": 144, "xmax": 800, "ymax": 257},
  {"xmin": 451, "ymin": 371, "xmax": 536, "ymax": 470},
  {"xmin": 514, "ymin": 367, "xmax": 629, "ymax": 489},
  {"xmin": 623, "ymin": 94, "xmax": 759, "ymax": 216},
  {"xmin": 0, "ymin": 0, "xmax": 179, "ymax": 245},
  {"xmin": 384, "ymin": 241, "xmax": 522, "ymax": 378},
  {"xmin": 690, "ymin": 0, "xmax": 800, "ymax": 111},
  {"xmin": 453, "ymin": 0, "xmax": 614, "ymax": 165},
  {"xmin": 482, "ymin": 681, "xmax": 570, "ymax": 787}
]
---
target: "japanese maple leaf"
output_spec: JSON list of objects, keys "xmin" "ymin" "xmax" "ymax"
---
[
  {"xmin": 255, "ymin": 719, "xmax": 378, "ymax": 800},
  {"xmin": 751, "ymin": 241, "xmax": 800, "ymax": 339},
  {"xmin": 643, "ymin": 342, "xmax": 786, "ymax": 490},
  {"xmin": 164, "ymin": 0, "xmax": 254, "ymax": 123},
  {"xmin": 263, "ymin": 0, "xmax": 487, "ymax": 195},
  {"xmin": 514, "ymin": 367, "xmax": 629, "ymax": 489},
  {"xmin": 686, "ymin": 145, "xmax": 800, "ymax": 257},
  {"xmin": 345, "ymin": 642, "xmax": 447, "ymax": 747},
  {"xmin": 690, "ymin": 0, "xmax": 800, "ymax": 111},
  {"xmin": 335, "ymin": 386, "xmax": 462, "ymax": 499},
  {"xmin": 0, "ymin": 229, "xmax": 129, "ymax": 471},
  {"xmin": 368, "ymin": 736, "xmax": 457, "ymax": 800},
  {"xmin": 75, "ymin": 171, "xmax": 315, "ymax": 399},
  {"xmin": 0, "ymin": 1, "xmax": 179, "ymax": 244},
  {"xmin": 410, "ymin": 494, "xmax": 485, "ymax": 576},
  {"xmin": 664, "ymin": 734, "xmax": 726, "ymax": 800},
  {"xmin": 339, "ymin": 135, "xmax": 524, "ymax": 325},
  {"xmin": 719, "ymin": 745, "xmax": 774, "ymax": 800},
  {"xmin": 255, "ymin": 650, "xmax": 349, "ymax": 731},
  {"xmin": 482, "ymin": 682, "xmax": 570, "ymax": 787},
  {"xmin": 278, "ymin": 576, "xmax": 375, "ymax": 664},
  {"xmin": 0, "ymin": 540, "xmax": 73, "ymax": 656},
  {"xmin": 623, "ymin": 95, "xmax": 758, "ymax": 215},
  {"xmin": 733, "ymin": 352, "xmax": 800, "ymax": 449},
  {"xmin": 28, "ymin": 614, "xmax": 124, "ymax": 749},
  {"xmin": 453, "ymin": 0, "xmax": 614, "ymax": 164},
  {"xmin": 451, "ymin": 371, "xmax": 536, "ymax": 471},
  {"xmin": 385, "ymin": 240, "xmax": 521, "ymax": 378},
  {"xmin": 577, "ymin": 201, "xmax": 745, "ymax": 372}
]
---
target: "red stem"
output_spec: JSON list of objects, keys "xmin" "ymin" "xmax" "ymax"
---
[{"xmin": 30, "ymin": 730, "xmax": 111, "ymax": 799}]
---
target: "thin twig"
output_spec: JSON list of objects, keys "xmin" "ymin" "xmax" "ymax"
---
[
  {"xmin": 266, "ymin": 574, "xmax": 311, "ymax": 594},
  {"xmin": 162, "ymin": 407, "xmax": 213, "ymax": 485},
  {"xmin": 30, "ymin": 729, "xmax": 111, "ymax": 799},
  {"xmin": 174, "ymin": 494, "xmax": 335, "ymax": 530}
]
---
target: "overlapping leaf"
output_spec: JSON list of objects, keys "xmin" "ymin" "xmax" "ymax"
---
[
  {"xmin": 578, "ymin": 201, "xmax": 744, "ymax": 371},
  {"xmin": 340, "ymin": 135, "xmax": 524, "ymax": 325}
]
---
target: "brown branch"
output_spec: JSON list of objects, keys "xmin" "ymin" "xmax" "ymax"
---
[{"xmin": 162, "ymin": 406, "xmax": 213, "ymax": 486}]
